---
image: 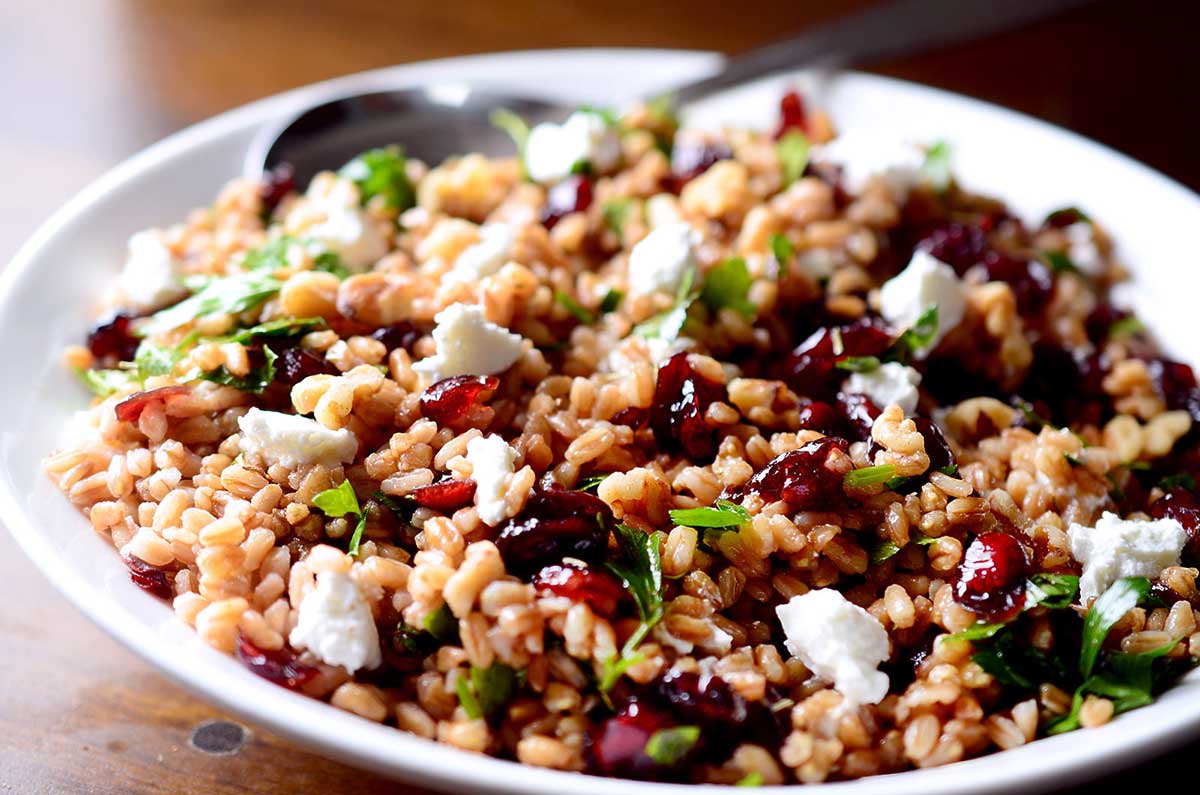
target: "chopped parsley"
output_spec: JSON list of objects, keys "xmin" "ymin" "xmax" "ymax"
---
[
  {"xmin": 643, "ymin": 725, "xmax": 700, "ymax": 766},
  {"xmin": 1041, "ymin": 250, "xmax": 1079, "ymax": 275},
  {"xmin": 222, "ymin": 316, "xmax": 325, "ymax": 343},
  {"xmin": 338, "ymin": 145, "xmax": 415, "ymax": 211},
  {"xmin": 599, "ymin": 288, "xmax": 624, "ymax": 314},
  {"xmin": 139, "ymin": 271, "xmax": 283, "ymax": 336},
  {"xmin": 490, "ymin": 108, "xmax": 532, "ymax": 175},
  {"xmin": 735, "ymin": 772, "xmax": 765, "ymax": 787},
  {"xmin": 1159, "ymin": 472, "xmax": 1197, "ymax": 491},
  {"xmin": 600, "ymin": 523, "xmax": 666, "ymax": 696},
  {"xmin": 844, "ymin": 464, "xmax": 898, "ymax": 489},
  {"xmin": 189, "ymin": 346, "xmax": 278, "ymax": 394},
  {"xmin": 669, "ymin": 499, "xmax": 751, "ymax": 529},
  {"xmin": 576, "ymin": 473, "xmax": 611, "ymax": 493},
  {"xmin": 699, "ymin": 257, "xmax": 755, "ymax": 318},
  {"xmin": 768, "ymin": 233, "xmax": 794, "ymax": 271},
  {"xmin": 920, "ymin": 140, "xmax": 952, "ymax": 192},
  {"xmin": 889, "ymin": 305, "xmax": 939, "ymax": 361},
  {"xmin": 312, "ymin": 479, "xmax": 368, "ymax": 556},
  {"xmin": 555, "ymin": 290, "xmax": 595, "ymax": 324},
  {"xmin": 75, "ymin": 367, "xmax": 135, "ymax": 397},
  {"xmin": 632, "ymin": 269, "xmax": 696, "ymax": 343},
  {"xmin": 423, "ymin": 603, "xmax": 458, "ymax": 643},
  {"xmin": 1109, "ymin": 315, "xmax": 1145, "ymax": 339},
  {"xmin": 1025, "ymin": 573, "xmax": 1080, "ymax": 610},
  {"xmin": 602, "ymin": 198, "xmax": 634, "ymax": 238},
  {"xmin": 455, "ymin": 662, "xmax": 520, "ymax": 720},
  {"xmin": 776, "ymin": 130, "xmax": 810, "ymax": 187},
  {"xmin": 1080, "ymin": 576, "xmax": 1151, "ymax": 678},
  {"xmin": 869, "ymin": 540, "xmax": 902, "ymax": 566},
  {"xmin": 834, "ymin": 355, "xmax": 881, "ymax": 373}
]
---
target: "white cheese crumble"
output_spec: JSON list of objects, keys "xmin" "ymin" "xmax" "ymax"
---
[
  {"xmin": 775, "ymin": 588, "xmax": 890, "ymax": 706},
  {"xmin": 810, "ymin": 130, "xmax": 925, "ymax": 198},
  {"xmin": 237, "ymin": 407, "xmax": 358, "ymax": 470},
  {"xmin": 449, "ymin": 223, "xmax": 514, "ymax": 282},
  {"xmin": 843, "ymin": 362, "xmax": 922, "ymax": 416},
  {"xmin": 118, "ymin": 230, "xmax": 188, "ymax": 311},
  {"xmin": 303, "ymin": 177, "xmax": 389, "ymax": 271},
  {"xmin": 466, "ymin": 434, "xmax": 517, "ymax": 526},
  {"xmin": 1068, "ymin": 512, "xmax": 1188, "ymax": 603},
  {"xmin": 525, "ymin": 111, "xmax": 620, "ymax": 184},
  {"xmin": 627, "ymin": 221, "xmax": 699, "ymax": 297},
  {"xmin": 412, "ymin": 303, "xmax": 525, "ymax": 384},
  {"xmin": 879, "ymin": 249, "xmax": 967, "ymax": 353},
  {"xmin": 289, "ymin": 570, "xmax": 381, "ymax": 674},
  {"xmin": 1066, "ymin": 222, "xmax": 1104, "ymax": 276}
]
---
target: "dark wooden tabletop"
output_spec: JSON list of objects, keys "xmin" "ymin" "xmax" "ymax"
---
[{"xmin": 3, "ymin": 0, "xmax": 1199, "ymax": 791}]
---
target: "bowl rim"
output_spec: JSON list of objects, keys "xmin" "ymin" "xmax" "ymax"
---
[{"xmin": 6, "ymin": 47, "xmax": 1200, "ymax": 795}]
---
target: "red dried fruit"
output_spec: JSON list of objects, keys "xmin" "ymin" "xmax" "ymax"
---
[
  {"xmin": 980, "ymin": 252, "xmax": 1054, "ymax": 316},
  {"xmin": 650, "ymin": 352, "xmax": 727, "ymax": 462},
  {"xmin": 542, "ymin": 174, "xmax": 593, "ymax": 229},
  {"xmin": 408, "ymin": 478, "xmax": 477, "ymax": 512},
  {"xmin": 114, "ymin": 385, "xmax": 190, "ymax": 423},
  {"xmin": 1151, "ymin": 488, "xmax": 1200, "ymax": 561},
  {"xmin": 837, "ymin": 392, "xmax": 882, "ymax": 443},
  {"xmin": 668, "ymin": 138, "xmax": 733, "ymax": 192},
  {"xmin": 1017, "ymin": 342, "xmax": 1108, "ymax": 427},
  {"xmin": 657, "ymin": 670, "xmax": 747, "ymax": 728},
  {"xmin": 916, "ymin": 222, "xmax": 991, "ymax": 274},
  {"xmin": 611, "ymin": 405, "xmax": 649, "ymax": 429},
  {"xmin": 420, "ymin": 375, "xmax": 501, "ymax": 426},
  {"xmin": 532, "ymin": 560, "xmax": 627, "ymax": 617},
  {"xmin": 589, "ymin": 701, "xmax": 678, "ymax": 780},
  {"xmin": 235, "ymin": 635, "xmax": 319, "ymax": 691},
  {"xmin": 797, "ymin": 399, "xmax": 844, "ymax": 436},
  {"xmin": 370, "ymin": 321, "xmax": 422, "ymax": 353},
  {"xmin": 1148, "ymin": 358, "xmax": 1200, "ymax": 423},
  {"xmin": 122, "ymin": 555, "xmax": 172, "ymax": 600},
  {"xmin": 913, "ymin": 417, "xmax": 956, "ymax": 474},
  {"xmin": 955, "ymin": 532, "xmax": 1028, "ymax": 622},
  {"xmin": 783, "ymin": 318, "xmax": 893, "ymax": 401},
  {"xmin": 259, "ymin": 162, "xmax": 296, "ymax": 216},
  {"xmin": 87, "ymin": 312, "xmax": 141, "ymax": 363},
  {"xmin": 274, "ymin": 347, "xmax": 338, "ymax": 386},
  {"xmin": 727, "ymin": 436, "xmax": 849, "ymax": 511},
  {"xmin": 496, "ymin": 489, "xmax": 614, "ymax": 577},
  {"xmin": 773, "ymin": 89, "xmax": 808, "ymax": 139}
]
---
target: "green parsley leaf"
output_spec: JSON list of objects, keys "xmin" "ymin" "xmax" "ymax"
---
[
  {"xmin": 490, "ymin": 108, "xmax": 531, "ymax": 157},
  {"xmin": 1063, "ymin": 451, "xmax": 1083, "ymax": 468},
  {"xmin": 700, "ymin": 257, "xmax": 755, "ymax": 318},
  {"xmin": 602, "ymin": 198, "xmax": 634, "ymax": 238},
  {"xmin": 776, "ymin": 130, "xmax": 810, "ymax": 187},
  {"xmin": 884, "ymin": 475, "xmax": 912, "ymax": 491},
  {"xmin": 607, "ymin": 524, "xmax": 665, "ymax": 625},
  {"xmin": 971, "ymin": 627, "xmax": 1073, "ymax": 690},
  {"xmin": 632, "ymin": 269, "xmax": 696, "ymax": 342},
  {"xmin": 948, "ymin": 622, "xmax": 1006, "ymax": 642},
  {"xmin": 134, "ymin": 338, "xmax": 183, "ymax": 381},
  {"xmin": 313, "ymin": 479, "xmax": 361, "ymax": 518},
  {"xmin": 192, "ymin": 345, "xmax": 278, "ymax": 394},
  {"xmin": 920, "ymin": 140, "xmax": 952, "ymax": 192},
  {"xmin": 644, "ymin": 725, "xmax": 700, "ymax": 766},
  {"xmin": 768, "ymin": 233, "xmax": 794, "ymax": 272},
  {"xmin": 1041, "ymin": 250, "xmax": 1079, "ymax": 275},
  {"xmin": 669, "ymin": 499, "xmax": 751, "ymax": 529},
  {"xmin": 75, "ymin": 367, "xmax": 135, "ymax": 397},
  {"xmin": 1080, "ymin": 576, "xmax": 1152, "ymax": 678},
  {"xmin": 423, "ymin": 603, "xmax": 458, "ymax": 643},
  {"xmin": 735, "ymin": 772, "xmax": 766, "ymax": 787},
  {"xmin": 223, "ymin": 316, "xmax": 325, "ymax": 344},
  {"xmin": 576, "ymin": 473, "xmax": 611, "ymax": 493},
  {"xmin": 844, "ymin": 464, "xmax": 898, "ymax": 489},
  {"xmin": 555, "ymin": 291, "xmax": 595, "ymax": 324},
  {"xmin": 1048, "ymin": 641, "xmax": 1181, "ymax": 735},
  {"xmin": 599, "ymin": 288, "xmax": 624, "ymax": 314},
  {"xmin": 869, "ymin": 540, "xmax": 902, "ymax": 566},
  {"xmin": 1159, "ymin": 472, "xmax": 1197, "ymax": 491},
  {"xmin": 455, "ymin": 662, "xmax": 519, "ymax": 720},
  {"xmin": 239, "ymin": 236, "xmax": 303, "ymax": 273},
  {"xmin": 576, "ymin": 105, "xmax": 619, "ymax": 127},
  {"xmin": 345, "ymin": 513, "xmax": 368, "ymax": 557},
  {"xmin": 834, "ymin": 355, "xmax": 881, "ymax": 373},
  {"xmin": 372, "ymin": 490, "xmax": 414, "ymax": 522},
  {"xmin": 140, "ymin": 272, "xmax": 283, "ymax": 336},
  {"xmin": 1026, "ymin": 574, "xmax": 1080, "ymax": 610},
  {"xmin": 313, "ymin": 250, "xmax": 352, "ymax": 279},
  {"xmin": 890, "ymin": 306, "xmax": 940, "ymax": 360},
  {"xmin": 338, "ymin": 145, "xmax": 414, "ymax": 211},
  {"xmin": 646, "ymin": 93, "xmax": 679, "ymax": 129},
  {"xmin": 1045, "ymin": 207, "xmax": 1092, "ymax": 226},
  {"xmin": 1109, "ymin": 315, "xmax": 1145, "ymax": 339}
]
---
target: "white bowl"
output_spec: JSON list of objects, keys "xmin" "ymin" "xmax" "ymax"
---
[{"xmin": 5, "ymin": 48, "xmax": 1200, "ymax": 795}]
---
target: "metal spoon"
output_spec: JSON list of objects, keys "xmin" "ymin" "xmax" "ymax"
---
[{"xmin": 245, "ymin": 0, "xmax": 1091, "ymax": 184}]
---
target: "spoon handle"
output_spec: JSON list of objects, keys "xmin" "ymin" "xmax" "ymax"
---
[{"xmin": 671, "ymin": 0, "xmax": 1093, "ymax": 106}]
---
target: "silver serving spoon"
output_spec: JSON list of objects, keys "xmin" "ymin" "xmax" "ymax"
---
[{"xmin": 245, "ymin": 0, "xmax": 1091, "ymax": 184}]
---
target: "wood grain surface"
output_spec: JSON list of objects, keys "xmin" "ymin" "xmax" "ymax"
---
[{"xmin": 2, "ymin": 0, "xmax": 1199, "ymax": 792}]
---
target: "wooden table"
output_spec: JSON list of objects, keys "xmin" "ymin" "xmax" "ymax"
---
[{"xmin": 3, "ymin": 0, "xmax": 1198, "ymax": 790}]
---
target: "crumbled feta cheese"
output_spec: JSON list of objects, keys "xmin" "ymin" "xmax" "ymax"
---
[
  {"xmin": 412, "ymin": 303, "xmax": 525, "ymax": 384},
  {"xmin": 776, "ymin": 588, "xmax": 890, "ymax": 706},
  {"xmin": 448, "ymin": 223, "xmax": 514, "ymax": 282},
  {"xmin": 237, "ymin": 408, "xmax": 358, "ymax": 470},
  {"xmin": 466, "ymin": 434, "xmax": 517, "ymax": 526},
  {"xmin": 627, "ymin": 222, "xmax": 699, "ymax": 297},
  {"xmin": 289, "ymin": 570, "xmax": 381, "ymax": 674},
  {"xmin": 843, "ymin": 362, "xmax": 922, "ymax": 416},
  {"xmin": 118, "ymin": 230, "xmax": 187, "ymax": 311},
  {"xmin": 525, "ymin": 111, "xmax": 620, "ymax": 184},
  {"xmin": 304, "ymin": 177, "xmax": 389, "ymax": 271},
  {"xmin": 1068, "ymin": 512, "xmax": 1188, "ymax": 603},
  {"xmin": 879, "ymin": 250, "xmax": 967, "ymax": 353},
  {"xmin": 1066, "ymin": 222, "xmax": 1104, "ymax": 276},
  {"xmin": 810, "ymin": 130, "xmax": 925, "ymax": 198}
]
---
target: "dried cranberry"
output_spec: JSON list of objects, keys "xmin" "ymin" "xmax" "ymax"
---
[
  {"xmin": 274, "ymin": 347, "xmax": 338, "ymax": 386},
  {"xmin": 123, "ymin": 555, "xmax": 172, "ymax": 599},
  {"xmin": 87, "ymin": 312, "xmax": 141, "ymax": 363},
  {"xmin": 532, "ymin": 561, "xmax": 626, "ymax": 617},
  {"xmin": 1148, "ymin": 359, "xmax": 1200, "ymax": 423},
  {"xmin": 837, "ymin": 392, "xmax": 882, "ymax": 442},
  {"xmin": 235, "ymin": 635, "xmax": 319, "ymax": 691},
  {"xmin": 913, "ymin": 417, "xmax": 956, "ymax": 474},
  {"xmin": 657, "ymin": 670, "xmax": 747, "ymax": 729},
  {"xmin": 669, "ymin": 138, "xmax": 732, "ymax": 190},
  {"xmin": 259, "ymin": 162, "xmax": 296, "ymax": 216},
  {"xmin": 797, "ymin": 399, "xmax": 844, "ymax": 436},
  {"xmin": 726, "ymin": 436, "xmax": 849, "ymax": 511},
  {"xmin": 773, "ymin": 89, "xmax": 808, "ymax": 139},
  {"xmin": 611, "ymin": 406, "xmax": 649, "ymax": 429},
  {"xmin": 917, "ymin": 222, "xmax": 991, "ymax": 274},
  {"xmin": 783, "ymin": 318, "xmax": 892, "ymax": 401},
  {"xmin": 114, "ymin": 385, "xmax": 190, "ymax": 423},
  {"xmin": 955, "ymin": 532, "xmax": 1028, "ymax": 622},
  {"xmin": 1151, "ymin": 488, "xmax": 1200, "ymax": 561},
  {"xmin": 495, "ymin": 489, "xmax": 614, "ymax": 577},
  {"xmin": 980, "ymin": 252, "xmax": 1054, "ymax": 316},
  {"xmin": 420, "ymin": 375, "xmax": 500, "ymax": 426},
  {"xmin": 408, "ymin": 478, "xmax": 477, "ymax": 512},
  {"xmin": 370, "ymin": 321, "xmax": 422, "ymax": 354},
  {"xmin": 1085, "ymin": 303, "xmax": 1133, "ymax": 345},
  {"xmin": 650, "ymin": 352, "xmax": 727, "ymax": 462},
  {"xmin": 542, "ymin": 174, "xmax": 593, "ymax": 229},
  {"xmin": 589, "ymin": 701, "xmax": 679, "ymax": 781},
  {"xmin": 1015, "ymin": 342, "xmax": 1108, "ymax": 428}
]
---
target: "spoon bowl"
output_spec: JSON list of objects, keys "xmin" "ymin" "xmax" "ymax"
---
[{"xmin": 244, "ymin": 84, "xmax": 561, "ymax": 184}]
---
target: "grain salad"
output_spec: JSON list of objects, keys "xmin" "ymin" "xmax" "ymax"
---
[{"xmin": 46, "ymin": 88, "xmax": 1200, "ymax": 785}]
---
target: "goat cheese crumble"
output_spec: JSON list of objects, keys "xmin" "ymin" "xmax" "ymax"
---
[
  {"xmin": 237, "ymin": 408, "xmax": 358, "ymax": 470},
  {"xmin": 119, "ymin": 230, "xmax": 188, "ymax": 311},
  {"xmin": 466, "ymin": 434, "xmax": 517, "ymax": 526},
  {"xmin": 627, "ymin": 221, "xmax": 699, "ymax": 298},
  {"xmin": 303, "ymin": 177, "xmax": 389, "ymax": 271},
  {"xmin": 525, "ymin": 111, "xmax": 620, "ymax": 184},
  {"xmin": 412, "ymin": 303, "xmax": 525, "ymax": 384},
  {"xmin": 843, "ymin": 362, "xmax": 922, "ymax": 416},
  {"xmin": 776, "ymin": 588, "xmax": 890, "ymax": 706},
  {"xmin": 289, "ymin": 570, "xmax": 381, "ymax": 674},
  {"xmin": 1068, "ymin": 512, "xmax": 1188, "ymax": 603},
  {"xmin": 811, "ymin": 130, "xmax": 925, "ymax": 199},
  {"xmin": 879, "ymin": 250, "xmax": 967, "ymax": 353},
  {"xmin": 449, "ymin": 223, "xmax": 514, "ymax": 282}
]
